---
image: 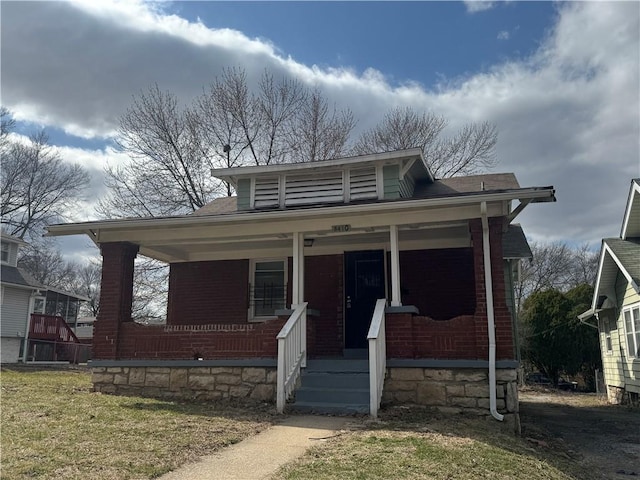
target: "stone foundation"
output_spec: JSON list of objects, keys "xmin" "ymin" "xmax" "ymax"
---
[
  {"xmin": 607, "ymin": 385, "xmax": 640, "ymax": 407},
  {"xmin": 92, "ymin": 365, "xmax": 277, "ymax": 402},
  {"xmin": 383, "ymin": 367, "xmax": 520, "ymax": 433}
]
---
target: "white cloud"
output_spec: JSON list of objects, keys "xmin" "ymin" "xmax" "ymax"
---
[
  {"xmin": 1, "ymin": 1, "xmax": 638, "ymax": 249},
  {"xmin": 497, "ymin": 30, "xmax": 510, "ymax": 40},
  {"xmin": 464, "ymin": 1, "xmax": 496, "ymax": 14}
]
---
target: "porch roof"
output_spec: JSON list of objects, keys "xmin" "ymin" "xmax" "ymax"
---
[{"xmin": 46, "ymin": 183, "xmax": 555, "ymax": 263}]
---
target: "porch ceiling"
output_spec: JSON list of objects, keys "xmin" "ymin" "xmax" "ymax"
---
[
  {"xmin": 140, "ymin": 223, "xmax": 471, "ymax": 263},
  {"xmin": 47, "ymin": 185, "xmax": 556, "ymax": 263}
]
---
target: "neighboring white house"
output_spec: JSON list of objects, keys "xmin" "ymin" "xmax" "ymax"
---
[
  {"xmin": 1, "ymin": 232, "xmax": 89, "ymax": 363},
  {"xmin": 74, "ymin": 316, "xmax": 96, "ymax": 341},
  {"xmin": 580, "ymin": 179, "xmax": 640, "ymax": 405},
  {"xmin": 1, "ymin": 232, "xmax": 44, "ymax": 363}
]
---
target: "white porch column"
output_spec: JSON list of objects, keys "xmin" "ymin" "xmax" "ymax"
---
[
  {"xmin": 389, "ymin": 224, "xmax": 402, "ymax": 307},
  {"xmin": 292, "ymin": 232, "xmax": 305, "ymax": 305},
  {"xmin": 291, "ymin": 232, "xmax": 307, "ymax": 368}
]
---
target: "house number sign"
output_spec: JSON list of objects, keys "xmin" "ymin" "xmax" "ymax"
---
[{"xmin": 332, "ymin": 224, "xmax": 351, "ymax": 233}]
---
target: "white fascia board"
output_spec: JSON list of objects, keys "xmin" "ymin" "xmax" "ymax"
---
[
  {"xmin": 43, "ymin": 285, "xmax": 91, "ymax": 302},
  {"xmin": 47, "ymin": 186, "xmax": 555, "ymax": 241},
  {"xmin": 211, "ymin": 148, "xmax": 427, "ymax": 180},
  {"xmin": 0, "ymin": 281, "xmax": 41, "ymax": 292},
  {"xmin": 591, "ymin": 241, "xmax": 608, "ymax": 311},
  {"xmin": 620, "ymin": 180, "xmax": 640, "ymax": 239},
  {"xmin": 603, "ymin": 243, "xmax": 639, "ymax": 293},
  {"xmin": 593, "ymin": 242, "xmax": 639, "ymax": 310},
  {"xmin": 0, "ymin": 233, "xmax": 28, "ymax": 246}
]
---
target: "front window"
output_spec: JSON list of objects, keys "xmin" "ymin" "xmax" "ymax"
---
[
  {"xmin": 623, "ymin": 303, "xmax": 640, "ymax": 358},
  {"xmin": 250, "ymin": 259, "xmax": 286, "ymax": 319},
  {"xmin": 1, "ymin": 243, "xmax": 9, "ymax": 263}
]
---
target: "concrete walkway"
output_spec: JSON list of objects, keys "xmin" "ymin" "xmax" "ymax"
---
[{"xmin": 159, "ymin": 415, "xmax": 351, "ymax": 480}]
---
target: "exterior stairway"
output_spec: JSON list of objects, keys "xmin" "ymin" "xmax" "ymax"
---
[{"xmin": 289, "ymin": 356, "xmax": 370, "ymax": 415}]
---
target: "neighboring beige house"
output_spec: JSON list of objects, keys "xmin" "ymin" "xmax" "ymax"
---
[{"xmin": 580, "ymin": 179, "xmax": 640, "ymax": 405}]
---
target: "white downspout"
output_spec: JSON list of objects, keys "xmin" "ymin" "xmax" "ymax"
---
[{"xmin": 481, "ymin": 202, "xmax": 504, "ymax": 421}]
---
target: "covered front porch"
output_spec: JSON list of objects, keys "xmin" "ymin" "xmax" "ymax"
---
[
  {"xmin": 47, "ymin": 187, "xmax": 551, "ymax": 424},
  {"xmin": 87, "ymin": 211, "xmax": 518, "ymax": 417}
]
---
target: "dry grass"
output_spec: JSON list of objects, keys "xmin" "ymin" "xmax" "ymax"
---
[
  {"xmin": 274, "ymin": 406, "xmax": 597, "ymax": 480},
  {"xmin": 0, "ymin": 367, "xmax": 274, "ymax": 479},
  {"xmin": 519, "ymin": 387, "xmax": 608, "ymax": 407}
]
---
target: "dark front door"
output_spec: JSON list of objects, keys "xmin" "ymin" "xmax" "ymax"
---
[{"xmin": 344, "ymin": 250, "xmax": 385, "ymax": 349}]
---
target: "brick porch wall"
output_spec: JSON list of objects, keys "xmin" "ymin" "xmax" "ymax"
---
[{"xmin": 116, "ymin": 319, "xmax": 285, "ymax": 359}]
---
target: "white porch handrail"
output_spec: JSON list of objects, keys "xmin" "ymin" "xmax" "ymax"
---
[
  {"xmin": 276, "ymin": 302, "xmax": 308, "ymax": 413},
  {"xmin": 367, "ymin": 298, "xmax": 387, "ymax": 418}
]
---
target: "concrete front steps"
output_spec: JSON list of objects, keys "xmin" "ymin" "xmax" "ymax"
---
[{"xmin": 288, "ymin": 357, "xmax": 370, "ymax": 415}]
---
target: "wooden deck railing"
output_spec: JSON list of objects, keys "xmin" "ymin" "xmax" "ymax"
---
[
  {"xmin": 30, "ymin": 314, "xmax": 81, "ymax": 344},
  {"xmin": 367, "ymin": 299, "xmax": 387, "ymax": 418},
  {"xmin": 276, "ymin": 303, "xmax": 308, "ymax": 413},
  {"xmin": 28, "ymin": 314, "xmax": 90, "ymax": 363}
]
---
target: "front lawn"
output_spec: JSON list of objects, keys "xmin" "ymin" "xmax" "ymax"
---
[
  {"xmin": 274, "ymin": 406, "xmax": 598, "ymax": 480},
  {"xmin": 1, "ymin": 366, "xmax": 274, "ymax": 479}
]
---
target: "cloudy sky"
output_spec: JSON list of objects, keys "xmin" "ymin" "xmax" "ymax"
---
[{"xmin": 2, "ymin": 1, "xmax": 639, "ymax": 262}]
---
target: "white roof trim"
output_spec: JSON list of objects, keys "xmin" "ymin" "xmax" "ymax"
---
[
  {"xmin": 0, "ymin": 232, "xmax": 28, "ymax": 246},
  {"xmin": 592, "ymin": 241, "xmax": 640, "ymax": 311},
  {"xmin": 46, "ymin": 186, "xmax": 555, "ymax": 238},
  {"xmin": 620, "ymin": 180, "xmax": 640, "ymax": 239},
  {"xmin": 211, "ymin": 148, "xmax": 431, "ymax": 185}
]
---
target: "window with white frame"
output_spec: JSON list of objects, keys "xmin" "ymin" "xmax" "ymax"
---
[
  {"xmin": 601, "ymin": 316, "xmax": 613, "ymax": 354},
  {"xmin": 250, "ymin": 259, "xmax": 286, "ymax": 319},
  {"xmin": 623, "ymin": 303, "xmax": 640, "ymax": 358},
  {"xmin": 1, "ymin": 243, "xmax": 9, "ymax": 263}
]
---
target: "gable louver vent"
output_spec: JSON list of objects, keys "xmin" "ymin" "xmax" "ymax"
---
[
  {"xmin": 285, "ymin": 171, "xmax": 344, "ymax": 206},
  {"xmin": 349, "ymin": 167, "xmax": 377, "ymax": 200},
  {"xmin": 254, "ymin": 177, "xmax": 280, "ymax": 208}
]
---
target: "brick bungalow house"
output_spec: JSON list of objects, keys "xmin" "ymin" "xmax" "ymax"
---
[{"xmin": 47, "ymin": 148, "xmax": 555, "ymax": 430}]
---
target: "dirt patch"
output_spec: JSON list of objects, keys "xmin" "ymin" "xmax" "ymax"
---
[{"xmin": 520, "ymin": 388, "xmax": 640, "ymax": 479}]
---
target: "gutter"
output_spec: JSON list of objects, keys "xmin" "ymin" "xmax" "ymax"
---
[
  {"xmin": 46, "ymin": 186, "xmax": 556, "ymax": 238},
  {"xmin": 481, "ymin": 201, "xmax": 504, "ymax": 422},
  {"xmin": 577, "ymin": 309, "xmax": 599, "ymax": 329}
]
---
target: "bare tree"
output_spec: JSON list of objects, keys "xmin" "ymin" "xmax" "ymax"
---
[
  {"xmin": 195, "ymin": 68, "xmax": 353, "ymax": 169},
  {"xmin": 97, "ymin": 84, "xmax": 219, "ymax": 219},
  {"xmin": 131, "ymin": 257, "xmax": 168, "ymax": 322},
  {"xmin": 17, "ymin": 237, "xmax": 77, "ymax": 288},
  {"xmin": 351, "ymin": 107, "xmax": 497, "ymax": 178},
  {"xmin": 514, "ymin": 241, "xmax": 600, "ymax": 314},
  {"xmin": 568, "ymin": 243, "xmax": 599, "ymax": 288},
  {"xmin": 289, "ymin": 89, "xmax": 355, "ymax": 163},
  {"xmin": 0, "ymin": 131, "xmax": 90, "ymax": 241},
  {"xmin": 0, "ymin": 106, "xmax": 16, "ymax": 152},
  {"xmin": 69, "ymin": 260, "xmax": 102, "ymax": 317},
  {"xmin": 427, "ymin": 121, "xmax": 498, "ymax": 177}
]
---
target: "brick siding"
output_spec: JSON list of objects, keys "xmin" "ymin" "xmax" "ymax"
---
[
  {"xmin": 398, "ymin": 248, "xmax": 475, "ymax": 320},
  {"xmin": 167, "ymin": 259, "xmax": 249, "ymax": 325},
  {"xmin": 94, "ymin": 217, "xmax": 515, "ymax": 361}
]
